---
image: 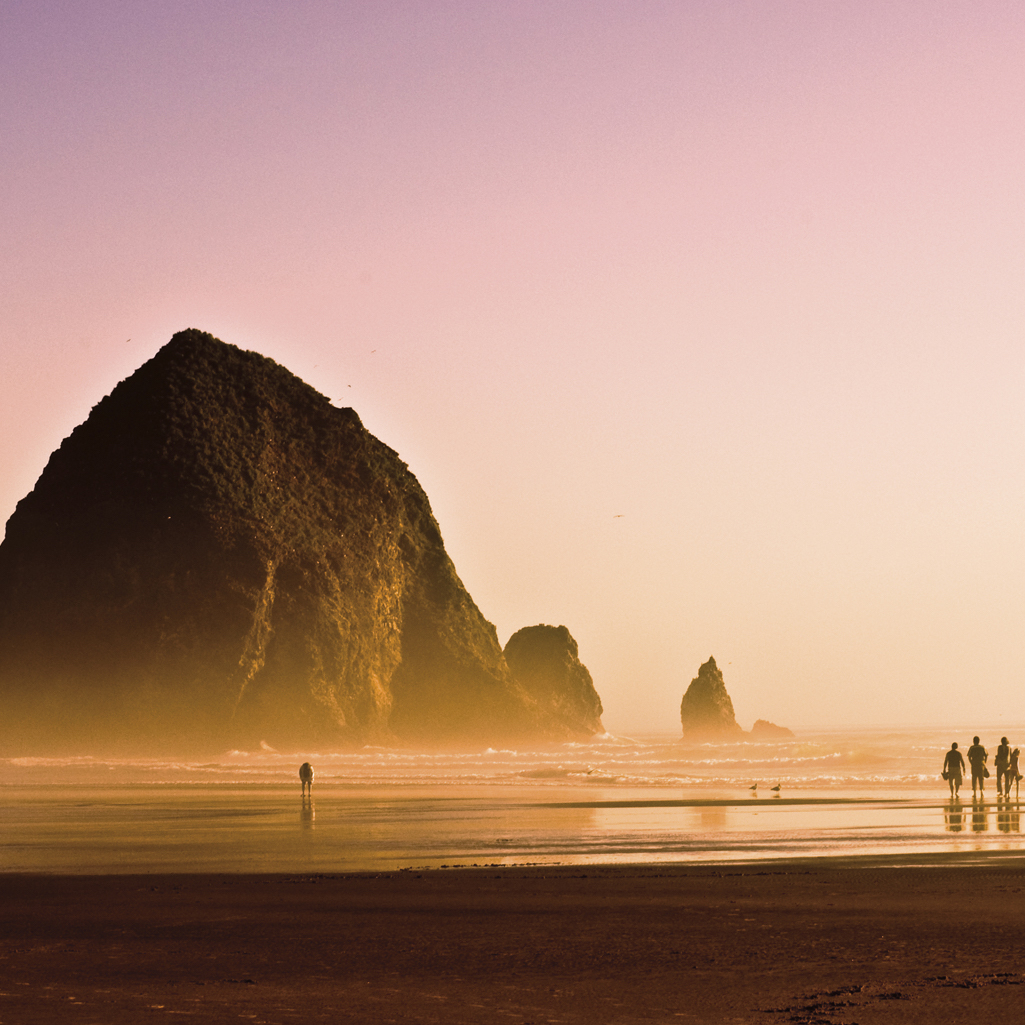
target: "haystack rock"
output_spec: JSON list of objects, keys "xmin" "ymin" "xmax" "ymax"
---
[
  {"xmin": 679, "ymin": 656, "xmax": 744, "ymax": 741},
  {"xmin": 503, "ymin": 625, "xmax": 604, "ymax": 737},
  {"xmin": 0, "ymin": 329, "xmax": 604, "ymax": 754}
]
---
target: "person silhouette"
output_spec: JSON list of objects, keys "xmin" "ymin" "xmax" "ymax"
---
[
  {"xmin": 995, "ymin": 737, "xmax": 1011, "ymax": 797},
  {"xmin": 299, "ymin": 762, "xmax": 314, "ymax": 797},
  {"xmin": 967, "ymin": 736, "xmax": 988, "ymax": 798},
  {"xmin": 1010, "ymin": 747, "xmax": 1022, "ymax": 800},
  {"xmin": 943, "ymin": 742, "xmax": 965, "ymax": 798}
]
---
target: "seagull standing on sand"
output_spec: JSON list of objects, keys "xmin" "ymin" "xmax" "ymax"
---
[
  {"xmin": 748, "ymin": 783, "xmax": 758, "ymax": 792},
  {"xmin": 770, "ymin": 783, "xmax": 781, "ymax": 793}
]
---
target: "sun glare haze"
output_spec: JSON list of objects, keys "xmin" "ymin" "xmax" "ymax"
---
[{"xmin": 2, "ymin": 1, "xmax": 1024, "ymax": 733}]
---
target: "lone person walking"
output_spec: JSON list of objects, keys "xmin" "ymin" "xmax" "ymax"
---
[
  {"xmin": 967, "ymin": 736, "xmax": 988, "ymax": 798},
  {"xmin": 299, "ymin": 762, "xmax": 314, "ymax": 798}
]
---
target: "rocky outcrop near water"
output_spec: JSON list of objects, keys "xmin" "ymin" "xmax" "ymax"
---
[
  {"xmin": 680, "ymin": 657, "xmax": 792, "ymax": 741},
  {"xmin": 750, "ymin": 718, "xmax": 795, "ymax": 739},
  {"xmin": 503, "ymin": 625, "xmax": 604, "ymax": 738},
  {"xmin": 679, "ymin": 656, "xmax": 745, "ymax": 741},
  {"xmin": 0, "ymin": 329, "xmax": 604, "ymax": 754}
]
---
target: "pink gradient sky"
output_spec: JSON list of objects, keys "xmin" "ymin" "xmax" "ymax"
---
[{"xmin": 3, "ymin": 1, "xmax": 1025, "ymax": 733}]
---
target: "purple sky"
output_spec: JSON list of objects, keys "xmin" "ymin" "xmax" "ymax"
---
[{"xmin": 3, "ymin": 1, "xmax": 1025, "ymax": 733}]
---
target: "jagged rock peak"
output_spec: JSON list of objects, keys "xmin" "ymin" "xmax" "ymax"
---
[
  {"xmin": 0, "ymin": 330, "xmax": 604, "ymax": 754},
  {"xmin": 679, "ymin": 656, "xmax": 744, "ymax": 741},
  {"xmin": 503, "ymin": 625, "xmax": 604, "ymax": 738}
]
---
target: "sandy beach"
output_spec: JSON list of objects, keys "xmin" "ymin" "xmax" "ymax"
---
[
  {"xmin": 3, "ymin": 738, "xmax": 1024, "ymax": 1022},
  {"xmin": 3, "ymin": 859, "xmax": 1025, "ymax": 1024}
]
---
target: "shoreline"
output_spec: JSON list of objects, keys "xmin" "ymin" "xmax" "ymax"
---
[
  {"xmin": 5, "ymin": 846, "xmax": 1025, "ymax": 875},
  {"xmin": 4, "ymin": 859, "xmax": 1025, "ymax": 1023}
]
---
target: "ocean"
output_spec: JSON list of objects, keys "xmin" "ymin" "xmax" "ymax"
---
[{"xmin": 2, "ymin": 727, "xmax": 1023, "ymax": 873}]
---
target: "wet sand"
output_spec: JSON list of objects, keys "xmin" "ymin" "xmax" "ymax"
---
[
  {"xmin": 5, "ymin": 786, "xmax": 1022, "ymax": 873},
  {"xmin": 3, "ymin": 858, "xmax": 1025, "ymax": 1023}
]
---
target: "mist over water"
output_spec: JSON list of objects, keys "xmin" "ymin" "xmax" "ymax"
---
[
  {"xmin": 3, "ymin": 728, "xmax": 1024, "ymax": 873},
  {"xmin": 0, "ymin": 727, "xmax": 999, "ymax": 787}
]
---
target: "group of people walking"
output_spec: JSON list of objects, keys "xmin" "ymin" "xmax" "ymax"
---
[{"xmin": 943, "ymin": 737, "xmax": 1021, "ymax": 799}]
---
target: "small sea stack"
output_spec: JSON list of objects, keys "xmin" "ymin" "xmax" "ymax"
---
[
  {"xmin": 680, "ymin": 656, "xmax": 744, "ymax": 741},
  {"xmin": 751, "ymin": 718, "xmax": 795, "ymax": 739},
  {"xmin": 679, "ymin": 657, "xmax": 793, "ymax": 741}
]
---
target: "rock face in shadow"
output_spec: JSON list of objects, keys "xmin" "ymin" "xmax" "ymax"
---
[
  {"xmin": 0, "ymin": 329, "xmax": 603, "ymax": 754},
  {"xmin": 679, "ymin": 656, "xmax": 744, "ymax": 741},
  {"xmin": 750, "ymin": 718, "xmax": 795, "ymax": 739},
  {"xmin": 503, "ymin": 625, "xmax": 604, "ymax": 738}
]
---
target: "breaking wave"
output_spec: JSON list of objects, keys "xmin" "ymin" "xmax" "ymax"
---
[{"xmin": 4, "ymin": 726, "xmax": 1018, "ymax": 792}]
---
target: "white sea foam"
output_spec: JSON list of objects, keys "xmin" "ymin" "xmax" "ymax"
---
[{"xmin": 3, "ymin": 726, "xmax": 1021, "ymax": 790}]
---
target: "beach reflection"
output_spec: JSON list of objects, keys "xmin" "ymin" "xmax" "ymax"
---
[
  {"xmin": 971, "ymin": 800, "xmax": 989, "ymax": 832},
  {"xmin": 947, "ymin": 799, "xmax": 1022, "ymax": 835},
  {"xmin": 698, "ymin": 805, "xmax": 728, "ymax": 829},
  {"xmin": 2, "ymin": 785, "xmax": 1024, "ymax": 874},
  {"xmin": 944, "ymin": 800, "xmax": 963, "ymax": 832},
  {"xmin": 996, "ymin": 800, "xmax": 1020, "ymax": 834},
  {"xmin": 300, "ymin": 800, "xmax": 315, "ymax": 829}
]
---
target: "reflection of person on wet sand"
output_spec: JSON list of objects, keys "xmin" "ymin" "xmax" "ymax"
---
[
  {"xmin": 942, "ymin": 743, "xmax": 964, "ymax": 797},
  {"xmin": 944, "ymin": 799, "xmax": 964, "ymax": 832},
  {"xmin": 967, "ymin": 736, "xmax": 988, "ymax": 797},
  {"xmin": 995, "ymin": 737, "xmax": 1010, "ymax": 797},
  {"xmin": 996, "ymin": 802, "xmax": 1019, "ymax": 833}
]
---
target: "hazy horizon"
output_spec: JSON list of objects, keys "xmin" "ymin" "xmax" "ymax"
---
[{"xmin": 4, "ymin": 2, "xmax": 1025, "ymax": 735}]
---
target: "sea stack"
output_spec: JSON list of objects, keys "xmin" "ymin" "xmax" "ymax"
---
[
  {"xmin": 0, "ymin": 329, "xmax": 603, "ymax": 754},
  {"xmin": 750, "ymin": 719, "xmax": 795, "ymax": 739},
  {"xmin": 503, "ymin": 625, "xmax": 604, "ymax": 737},
  {"xmin": 679, "ymin": 656, "xmax": 744, "ymax": 741}
]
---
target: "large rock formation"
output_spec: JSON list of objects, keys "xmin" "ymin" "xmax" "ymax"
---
[
  {"xmin": 503, "ymin": 625, "xmax": 603, "ymax": 738},
  {"xmin": 0, "ymin": 329, "xmax": 603, "ymax": 754},
  {"xmin": 679, "ymin": 656, "xmax": 744, "ymax": 741}
]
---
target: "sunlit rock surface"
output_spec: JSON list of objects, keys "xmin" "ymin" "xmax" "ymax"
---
[
  {"xmin": 0, "ymin": 329, "xmax": 603, "ymax": 754},
  {"xmin": 679, "ymin": 656, "xmax": 744, "ymax": 741},
  {"xmin": 503, "ymin": 624, "xmax": 604, "ymax": 738}
]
